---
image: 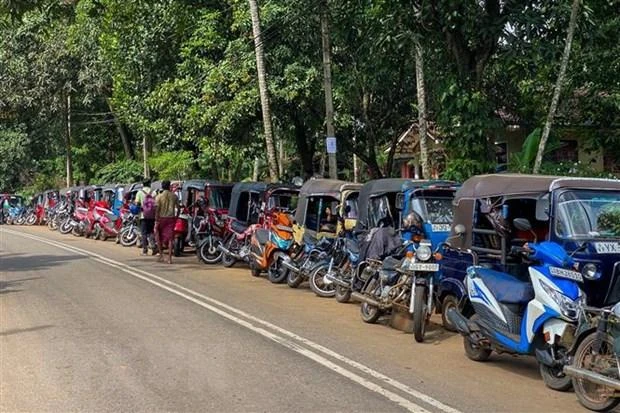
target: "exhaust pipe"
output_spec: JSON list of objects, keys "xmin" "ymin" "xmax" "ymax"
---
[
  {"xmin": 324, "ymin": 273, "xmax": 349, "ymax": 288},
  {"xmin": 564, "ymin": 365, "xmax": 620, "ymax": 390},
  {"xmin": 280, "ymin": 258, "xmax": 300, "ymax": 273},
  {"xmin": 446, "ymin": 308, "xmax": 471, "ymax": 335},
  {"xmin": 350, "ymin": 292, "xmax": 391, "ymax": 309},
  {"xmin": 217, "ymin": 244, "xmax": 242, "ymax": 260}
]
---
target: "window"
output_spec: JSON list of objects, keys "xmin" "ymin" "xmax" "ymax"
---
[
  {"xmin": 304, "ymin": 196, "xmax": 339, "ymax": 232},
  {"xmin": 547, "ymin": 140, "xmax": 578, "ymax": 163}
]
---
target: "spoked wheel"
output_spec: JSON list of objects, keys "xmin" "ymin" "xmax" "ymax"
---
[
  {"xmin": 359, "ymin": 279, "xmax": 381, "ymax": 323},
  {"xmin": 286, "ymin": 267, "xmax": 304, "ymax": 288},
  {"xmin": 309, "ymin": 264, "xmax": 336, "ymax": 298},
  {"xmin": 221, "ymin": 237, "xmax": 239, "ymax": 268},
  {"xmin": 572, "ymin": 333, "xmax": 620, "ymax": 411},
  {"xmin": 59, "ymin": 220, "xmax": 73, "ymax": 235},
  {"xmin": 26, "ymin": 214, "xmax": 37, "ymax": 225},
  {"xmin": 120, "ymin": 228, "xmax": 138, "ymax": 247},
  {"xmin": 198, "ymin": 236, "xmax": 223, "ymax": 264}
]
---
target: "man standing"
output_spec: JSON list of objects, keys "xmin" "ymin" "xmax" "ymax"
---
[
  {"xmin": 135, "ymin": 179, "xmax": 156, "ymax": 255},
  {"xmin": 155, "ymin": 180, "xmax": 179, "ymax": 264}
]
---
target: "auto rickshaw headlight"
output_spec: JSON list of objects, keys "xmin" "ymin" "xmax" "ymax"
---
[
  {"xmin": 582, "ymin": 263, "xmax": 601, "ymax": 281},
  {"xmin": 415, "ymin": 245, "xmax": 432, "ymax": 262}
]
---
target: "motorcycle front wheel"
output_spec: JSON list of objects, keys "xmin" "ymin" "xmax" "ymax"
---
[
  {"xmin": 267, "ymin": 252, "xmax": 288, "ymax": 284},
  {"xmin": 309, "ymin": 264, "xmax": 336, "ymax": 298},
  {"xmin": 59, "ymin": 220, "xmax": 73, "ymax": 235},
  {"xmin": 198, "ymin": 237, "xmax": 223, "ymax": 264},
  {"xmin": 221, "ymin": 237, "xmax": 239, "ymax": 268},
  {"xmin": 120, "ymin": 228, "xmax": 138, "ymax": 247},
  {"xmin": 571, "ymin": 333, "xmax": 620, "ymax": 411},
  {"xmin": 413, "ymin": 285, "xmax": 428, "ymax": 343},
  {"xmin": 26, "ymin": 214, "xmax": 37, "ymax": 225},
  {"xmin": 335, "ymin": 285, "xmax": 351, "ymax": 303}
]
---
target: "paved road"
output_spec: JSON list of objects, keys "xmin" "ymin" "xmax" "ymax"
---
[{"xmin": 1, "ymin": 226, "xmax": 585, "ymax": 412}]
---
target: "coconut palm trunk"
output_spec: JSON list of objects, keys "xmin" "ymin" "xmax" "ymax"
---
[{"xmin": 248, "ymin": 0, "xmax": 279, "ymax": 182}]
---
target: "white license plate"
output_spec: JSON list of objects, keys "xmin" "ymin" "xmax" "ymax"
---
[
  {"xmin": 594, "ymin": 242, "xmax": 620, "ymax": 254},
  {"xmin": 409, "ymin": 263, "xmax": 439, "ymax": 272},
  {"xmin": 431, "ymin": 224, "xmax": 451, "ymax": 232},
  {"xmin": 549, "ymin": 266, "xmax": 583, "ymax": 282}
]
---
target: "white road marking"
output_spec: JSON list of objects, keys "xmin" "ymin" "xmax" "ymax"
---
[{"xmin": 3, "ymin": 229, "xmax": 462, "ymax": 413}]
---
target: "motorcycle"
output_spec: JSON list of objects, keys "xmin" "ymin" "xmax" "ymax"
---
[
  {"xmin": 196, "ymin": 207, "xmax": 228, "ymax": 264},
  {"xmin": 282, "ymin": 235, "xmax": 334, "ymax": 289},
  {"xmin": 447, "ymin": 218, "xmax": 593, "ymax": 391},
  {"xmin": 564, "ymin": 303, "xmax": 620, "ymax": 412},
  {"xmin": 69, "ymin": 207, "xmax": 90, "ymax": 236},
  {"xmin": 92, "ymin": 206, "xmax": 121, "ymax": 241},
  {"xmin": 119, "ymin": 212, "xmax": 140, "ymax": 246}
]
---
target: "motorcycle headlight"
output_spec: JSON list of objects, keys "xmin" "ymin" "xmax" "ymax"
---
[
  {"xmin": 581, "ymin": 263, "xmax": 601, "ymax": 281},
  {"xmin": 539, "ymin": 279, "xmax": 581, "ymax": 320},
  {"xmin": 415, "ymin": 245, "xmax": 432, "ymax": 262}
]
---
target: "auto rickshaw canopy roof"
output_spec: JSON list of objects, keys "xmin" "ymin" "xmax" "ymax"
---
[
  {"xmin": 455, "ymin": 174, "xmax": 620, "ymax": 203},
  {"xmin": 228, "ymin": 182, "xmax": 268, "ymax": 219},
  {"xmin": 295, "ymin": 179, "xmax": 361, "ymax": 224}
]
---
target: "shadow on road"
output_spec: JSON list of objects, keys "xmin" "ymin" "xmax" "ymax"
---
[
  {"xmin": 0, "ymin": 325, "xmax": 54, "ymax": 337},
  {"xmin": 0, "ymin": 254, "xmax": 85, "ymax": 273},
  {"xmin": 0, "ymin": 277, "xmax": 42, "ymax": 295}
]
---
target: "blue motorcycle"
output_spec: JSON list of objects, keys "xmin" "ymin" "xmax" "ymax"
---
[{"xmin": 448, "ymin": 218, "xmax": 594, "ymax": 391}]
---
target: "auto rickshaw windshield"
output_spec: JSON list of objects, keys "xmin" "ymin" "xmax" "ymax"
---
[
  {"xmin": 209, "ymin": 187, "xmax": 232, "ymax": 210},
  {"xmin": 409, "ymin": 195, "xmax": 454, "ymax": 224},
  {"xmin": 267, "ymin": 190, "xmax": 298, "ymax": 212},
  {"xmin": 555, "ymin": 189, "xmax": 620, "ymax": 239}
]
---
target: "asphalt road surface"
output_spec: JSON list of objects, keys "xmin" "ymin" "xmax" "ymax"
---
[{"xmin": 1, "ymin": 226, "xmax": 587, "ymax": 412}]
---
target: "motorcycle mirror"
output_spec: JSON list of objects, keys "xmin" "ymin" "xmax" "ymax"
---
[{"xmin": 454, "ymin": 224, "xmax": 466, "ymax": 235}]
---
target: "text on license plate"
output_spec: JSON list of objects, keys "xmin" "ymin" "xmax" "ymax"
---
[
  {"xmin": 410, "ymin": 263, "xmax": 439, "ymax": 272},
  {"xmin": 594, "ymin": 242, "xmax": 620, "ymax": 254}
]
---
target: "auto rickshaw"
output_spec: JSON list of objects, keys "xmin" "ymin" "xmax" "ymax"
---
[
  {"xmin": 102, "ymin": 183, "xmax": 126, "ymax": 216},
  {"xmin": 279, "ymin": 179, "xmax": 361, "ymax": 289},
  {"xmin": 441, "ymin": 173, "xmax": 620, "ymax": 333}
]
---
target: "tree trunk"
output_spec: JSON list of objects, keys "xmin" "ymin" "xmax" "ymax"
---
[
  {"xmin": 533, "ymin": 0, "xmax": 580, "ymax": 174},
  {"xmin": 142, "ymin": 136, "xmax": 150, "ymax": 179},
  {"xmin": 414, "ymin": 40, "xmax": 430, "ymax": 179},
  {"xmin": 292, "ymin": 111, "xmax": 315, "ymax": 179},
  {"xmin": 65, "ymin": 92, "xmax": 73, "ymax": 187},
  {"xmin": 248, "ymin": 0, "xmax": 279, "ymax": 182},
  {"xmin": 353, "ymin": 134, "xmax": 359, "ymax": 182},
  {"xmin": 278, "ymin": 139, "xmax": 284, "ymax": 178},
  {"xmin": 321, "ymin": 0, "xmax": 337, "ymax": 179},
  {"xmin": 107, "ymin": 98, "xmax": 134, "ymax": 160},
  {"xmin": 252, "ymin": 157, "xmax": 260, "ymax": 181}
]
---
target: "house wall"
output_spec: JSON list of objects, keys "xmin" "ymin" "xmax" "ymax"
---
[{"xmin": 496, "ymin": 127, "xmax": 606, "ymax": 171}]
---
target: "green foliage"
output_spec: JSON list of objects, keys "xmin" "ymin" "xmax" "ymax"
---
[
  {"xmin": 149, "ymin": 151, "xmax": 195, "ymax": 181},
  {"xmin": 598, "ymin": 205, "xmax": 620, "ymax": 237},
  {"xmin": 95, "ymin": 159, "xmax": 143, "ymax": 184},
  {"xmin": 441, "ymin": 158, "xmax": 493, "ymax": 183}
]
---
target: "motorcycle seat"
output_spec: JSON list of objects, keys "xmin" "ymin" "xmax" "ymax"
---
[
  {"xmin": 472, "ymin": 267, "xmax": 534, "ymax": 304},
  {"xmin": 231, "ymin": 220, "xmax": 249, "ymax": 234},
  {"xmin": 254, "ymin": 229, "xmax": 270, "ymax": 246},
  {"xmin": 382, "ymin": 256, "xmax": 401, "ymax": 271}
]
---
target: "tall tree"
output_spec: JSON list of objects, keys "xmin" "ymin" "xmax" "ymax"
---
[
  {"xmin": 533, "ymin": 0, "xmax": 581, "ymax": 173},
  {"xmin": 321, "ymin": 0, "xmax": 337, "ymax": 179},
  {"xmin": 248, "ymin": 0, "xmax": 279, "ymax": 182}
]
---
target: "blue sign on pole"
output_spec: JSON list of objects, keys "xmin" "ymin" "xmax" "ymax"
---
[{"xmin": 326, "ymin": 137, "xmax": 337, "ymax": 154}]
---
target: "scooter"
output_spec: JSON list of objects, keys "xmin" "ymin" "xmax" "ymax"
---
[
  {"xmin": 447, "ymin": 218, "xmax": 591, "ymax": 391},
  {"xmin": 249, "ymin": 211, "xmax": 295, "ymax": 279}
]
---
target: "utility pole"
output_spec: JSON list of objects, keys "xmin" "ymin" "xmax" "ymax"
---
[
  {"xmin": 248, "ymin": 0, "xmax": 279, "ymax": 182},
  {"xmin": 321, "ymin": 0, "xmax": 337, "ymax": 179},
  {"xmin": 65, "ymin": 92, "xmax": 73, "ymax": 187}
]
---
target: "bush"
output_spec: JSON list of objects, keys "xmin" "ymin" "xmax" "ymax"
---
[{"xmin": 95, "ymin": 160, "xmax": 144, "ymax": 184}]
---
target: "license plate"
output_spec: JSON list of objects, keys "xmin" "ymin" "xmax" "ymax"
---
[
  {"xmin": 549, "ymin": 266, "xmax": 583, "ymax": 282},
  {"xmin": 594, "ymin": 242, "xmax": 620, "ymax": 254},
  {"xmin": 409, "ymin": 263, "xmax": 439, "ymax": 272},
  {"xmin": 431, "ymin": 224, "xmax": 451, "ymax": 232}
]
